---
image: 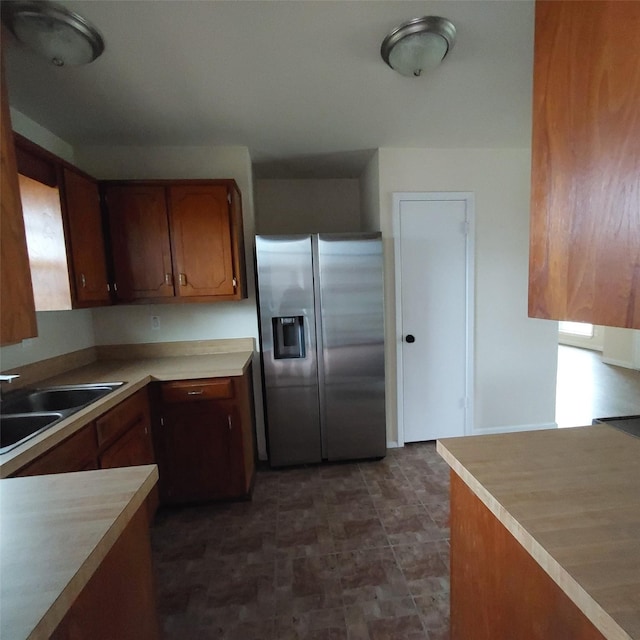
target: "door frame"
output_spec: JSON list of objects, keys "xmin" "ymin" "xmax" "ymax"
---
[{"xmin": 393, "ymin": 192, "xmax": 475, "ymax": 446}]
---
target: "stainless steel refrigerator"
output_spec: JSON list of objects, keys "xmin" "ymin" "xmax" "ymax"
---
[{"xmin": 255, "ymin": 233, "xmax": 386, "ymax": 466}]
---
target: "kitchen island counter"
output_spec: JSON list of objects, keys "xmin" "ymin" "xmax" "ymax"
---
[
  {"xmin": 437, "ymin": 425, "xmax": 640, "ymax": 640},
  {"xmin": 0, "ymin": 346, "xmax": 253, "ymax": 477},
  {"xmin": 0, "ymin": 464, "xmax": 159, "ymax": 640}
]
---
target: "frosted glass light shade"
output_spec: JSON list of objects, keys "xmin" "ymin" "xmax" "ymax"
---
[
  {"xmin": 388, "ymin": 32, "xmax": 448, "ymax": 77},
  {"xmin": 2, "ymin": 1, "xmax": 104, "ymax": 66},
  {"xmin": 381, "ymin": 16, "xmax": 456, "ymax": 78}
]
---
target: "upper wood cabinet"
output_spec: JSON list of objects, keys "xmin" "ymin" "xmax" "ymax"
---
[
  {"xmin": 0, "ymin": 55, "xmax": 37, "ymax": 345},
  {"xmin": 61, "ymin": 168, "xmax": 111, "ymax": 306},
  {"xmin": 104, "ymin": 180, "xmax": 246, "ymax": 303},
  {"xmin": 529, "ymin": 1, "xmax": 640, "ymax": 329},
  {"xmin": 13, "ymin": 135, "xmax": 112, "ymax": 311},
  {"xmin": 104, "ymin": 185, "xmax": 174, "ymax": 301}
]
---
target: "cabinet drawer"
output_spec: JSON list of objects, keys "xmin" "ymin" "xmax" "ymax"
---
[
  {"xmin": 161, "ymin": 378, "xmax": 233, "ymax": 404},
  {"xmin": 96, "ymin": 388, "xmax": 150, "ymax": 448}
]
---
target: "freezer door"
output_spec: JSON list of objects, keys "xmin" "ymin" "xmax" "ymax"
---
[
  {"xmin": 317, "ymin": 234, "xmax": 386, "ymax": 460},
  {"xmin": 255, "ymin": 235, "xmax": 322, "ymax": 466}
]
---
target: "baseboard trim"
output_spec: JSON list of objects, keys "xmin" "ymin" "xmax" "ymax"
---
[
  {"xmin": 601, "ymin": 356, "xmax": 637, "ymax": 370},
  {"xmin": 472, "ymin": 422, "xmax": 557, "ymax": 436},
  {"xmin": 386, "ymin": 440, "xmax": 401, "ymax": 449}
]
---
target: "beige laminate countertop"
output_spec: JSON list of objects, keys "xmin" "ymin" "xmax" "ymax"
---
[
  {"xmin": 0, "ymin": 464, "xmax": 159, "ymax": 640},
  {"xmin": 437, "ymin": 425, "xmax": 640, "ymax": 640},
  {"xmin": 0, "ymin": 350, "xmax": 253, "ymax": 478}
]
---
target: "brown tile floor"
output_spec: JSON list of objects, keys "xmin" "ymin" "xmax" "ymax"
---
[{"xmin": 150, "ymin": 442, "xmax": 450, "ymax": 640}]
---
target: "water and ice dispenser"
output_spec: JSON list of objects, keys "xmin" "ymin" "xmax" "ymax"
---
[{"xmin": 272, "ymin": 316, "xmax": 305, "ymax": 359}]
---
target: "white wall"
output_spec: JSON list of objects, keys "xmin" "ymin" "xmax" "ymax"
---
[
  {"xmin": 375, "ymin": 148, "xmax": 558, "ymax": 441},
  {"xmin": 360, "ymin": 152, "xmax": 380, "ymax": 233},
  {"xmin": 0, "ymin": 310, "xmax": 95, "ymax": 371},
  {"xmin": 602, "ymin": 327, "xmax": 640, "ymax": 369},
  {"xmin": 10, "ymin": 108, "xmax": 75, "ymax": 164},
  {"xmin": 255, "ymin": 179, "xmax": 360, "ymax": 234}
]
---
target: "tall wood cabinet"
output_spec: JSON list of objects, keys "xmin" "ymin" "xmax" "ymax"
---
[
  {"xmin": 529, "ymin": 0, "xmax": 640, "ymax": 329},
  {"xmin": 104, "ymin": 180, "xmax": 246, "ymax": 303},
  {"xmin": 0, "ymin": 55, "xmax": 37, "ymax": 345}
]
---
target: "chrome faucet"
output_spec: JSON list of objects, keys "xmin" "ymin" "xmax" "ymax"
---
[{"xmin": 0, "ymin": 374, "xmax": 20, "ymax": 402}]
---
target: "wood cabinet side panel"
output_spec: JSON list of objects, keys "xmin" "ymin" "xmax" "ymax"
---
[
  {"xmin": 450, "ymin": 472, "xmax": 605, "ymax": 640},
  {"xmin": 0, "ymin": 57, "xmax": 37, "ymax": 345},
  {"xmin": 51, "ymin": 505, "xmax": 160, "ymax": 640},
  {"xmin": 529, "ymin": 1, "xmax": 640, "ymax": 328},
  {"xmin": 235, "ymin": 369, "xmax": 256, "ymax": 494},
  {"xmin": 229, "ymin": 183, "xmax": 247, "ymax": 299},
  {"xmin": 18, "ymin": 174, "xmax": 73, "ymax": 311}
]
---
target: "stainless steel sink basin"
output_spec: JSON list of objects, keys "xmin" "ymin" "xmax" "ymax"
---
[
  {"xmin": 2, "ymin": 384, "xmax": 121, "ymax": 414},
  {"xmin": 0, "ymin": 382, "xmax": 125, "ymax": 454},
  {"xmin": 0, "ymin": 413, "xmax": 64, "ymax": 450}
]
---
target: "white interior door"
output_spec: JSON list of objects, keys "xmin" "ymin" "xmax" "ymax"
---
[{"xmin": 394, "ymin": 193, "xmax": 473, "ymax": 443}]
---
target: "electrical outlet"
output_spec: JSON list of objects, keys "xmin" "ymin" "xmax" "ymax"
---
[{"xmin": 151, "ymin": 316, "xmax": 160, "ymax": 330}]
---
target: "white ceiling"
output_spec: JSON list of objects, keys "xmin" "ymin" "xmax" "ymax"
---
[{"xmin": 3, "ymin": 0, "xmax": 535, "ymax": 178}]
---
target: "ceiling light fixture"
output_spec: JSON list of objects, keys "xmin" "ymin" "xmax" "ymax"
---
[
  {"xmin": 381, "ymin": 16, "xmax": 456, "ymax": 78},
  {"xmin": 1, "ymin": 0, "xmax": 105, "ymax": 66}
]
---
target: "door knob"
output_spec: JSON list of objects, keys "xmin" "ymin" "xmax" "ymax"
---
[{"xmin": 405, "ymin": 334, "xmax": 415, "ymax": 343}]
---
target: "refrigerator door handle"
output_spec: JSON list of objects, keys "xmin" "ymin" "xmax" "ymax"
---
[{"xmin": 312, "ymin": 235, "xmax": 329, "ymax": 459}]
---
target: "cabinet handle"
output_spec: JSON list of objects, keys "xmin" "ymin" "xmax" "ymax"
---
[
  {"xmin": 228, "ymin": 415, "xmax": 232, "ymax": 430},
  {"xmin": 187, "ymin": 390, "xmax": 204, "ymax": 395},
  {"xmin": 164, "ymin": 273, "xmax": 172, "ymax": 286},
  {"xmin": 179, "ymin": 273, "xmax": 187, "ymax": 286},
  {"xmin": 80, "ymin": 273, "xmax": 86, "ymax": 288},
  {"xmin": 232, "ymin": 277, "xmax": 237, "ymax": 289}
]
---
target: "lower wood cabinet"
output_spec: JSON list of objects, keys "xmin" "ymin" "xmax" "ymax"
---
[
  {"xmin": 13, "ymin": 388, "xmax": 155, "ymax": 477},
  {"xmin": 96, "ymin": 388, "xmax": 154, "ymax": 468},
  {"xmin": 16, "ymin": 424, "xmax": 99, "ymax": 477},
  {"xmin": 154, "ymin": 368, "xmax": 255, "ymax": 504}
]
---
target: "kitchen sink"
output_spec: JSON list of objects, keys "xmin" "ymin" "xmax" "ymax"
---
[
  {"xmin": 0, "ymin": 413, "xmax": 64, "ymax": 450},
  {"xmin": 0, "ymin": 382, "xmax": 125, "ymax": 454},
  {"xmin": 2, "ymin": 384, "xmax": 122, "ymax": 414}
]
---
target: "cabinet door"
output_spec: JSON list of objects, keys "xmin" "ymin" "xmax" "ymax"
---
[
  {"xmin": 168, "ymin": 185, "xmax": 236, "ymax": 298},
  {"xmin": 63, "ymin": 168, "xmax": 111, "ymax": 306},
  {"xmin": 159, "ymin": 398, "xmax": 235, "ymax": 503},
  {"xmin": 105, "ymin": 185, "xmax": 174, "ymax": 301},
  {"xmin": 529, "ymin": 1, "xmax": 640, "ymax": 328},
  {"xmin": 100, "ymin": 419, "xmax": 155, "ymax": 469},
  {"xmin": 14, "ymin": 425, "xmax": 99, "ymax": 476},
  {"xmin": 0, "ymin": 55, "xmax": 37, "ymax": 345}
]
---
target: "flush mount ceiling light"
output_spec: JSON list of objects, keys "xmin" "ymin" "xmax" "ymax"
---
[
  {"xmin": 1, "ymin": 0, "xmax": 105, "ymax": 66},
  {"xmin": 381, "ymin": 16, "xmax": 456, "ymax": 78}
]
